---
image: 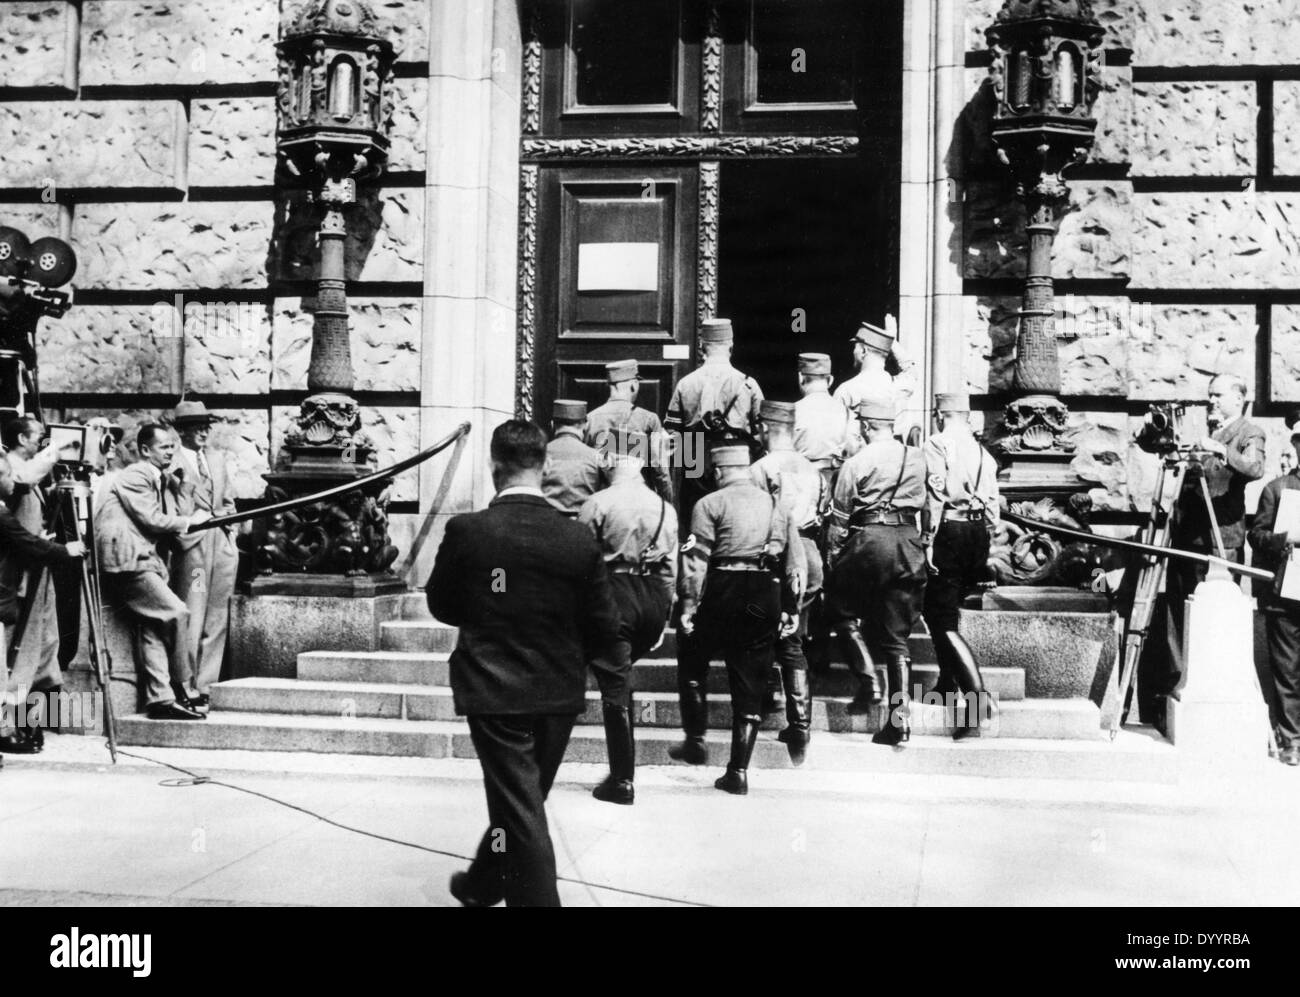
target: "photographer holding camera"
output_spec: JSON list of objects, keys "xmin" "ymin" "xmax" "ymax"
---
[
  {"xmin": 1139, "ymin": 374, "xmax": 1265, "ymax": 731},
  {"xmin": 1, "ymin": 417, "xmax": 82, "ymax": 734},
  {"xmin": 0, "ymin": 449, "xmax": 85, "ymax": 753}
]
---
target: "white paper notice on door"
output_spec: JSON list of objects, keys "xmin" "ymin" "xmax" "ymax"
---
[{"xmin": 577, "ymin": 242, "xmax": 659, "ymax": 292}]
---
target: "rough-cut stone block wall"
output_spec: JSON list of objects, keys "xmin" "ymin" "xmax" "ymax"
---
[
  {"xmin": 961, "ymin": 0, "xmax": 1300, "ymax": 512},
  {"xmin": 0, "ymin": 0, "xmax": 431, "ymax": 504}
]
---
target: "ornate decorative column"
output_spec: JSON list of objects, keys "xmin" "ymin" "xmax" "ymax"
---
[
  {"xmin": 987, "ymin": 0, "xmax": 1104, "ymax": 400},
  {"xmin": 983, "ymin": 0, "xmax": 1107, "ymax": 584},
  {"xmin": 262, "ymin": 0, "xmax": 401, "ymax": 579}
]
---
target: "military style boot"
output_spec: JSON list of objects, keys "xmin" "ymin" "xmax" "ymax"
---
[
  {"xmin": 946, "ymin": 631, "xmax": 996, "ymax": 741},
  {"xmin": 838, "ymin": 624, "xmax": 885, "ymax": 715},
  {"xmin": 592, "ymin": 700, "xmax": 636, "ymax": 805},
  {"xmin": 762, "ymin": 662, "xmax": 787, "ymax": 716},
  {"xmin": 715, "ymin": 713, "xmax": 761, "ymax": 795},
  {"xmin": 873, "ymin": 656, "xmax": 912, "ymax": 746},
  {"xmin": 776, "ymin": 665, "xmax": 812, "ymax": 765},
  {"xmin": 668, "ymin": 679, "xmax": 709, "ymax": 765}
]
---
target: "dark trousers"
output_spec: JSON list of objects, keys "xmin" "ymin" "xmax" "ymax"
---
[
  {"xmin": 1262, "ymin": 608, "xmax": 1300, "ymax": 747},
  {"xmin": 596, "ymin": 574, "xmax": 671, "ymax": 704},
  {"xmin": 830, "ymin": 524, "xmax": 927, "ymax": 658},
  {"xmin": 678, "ymin": 570, "xmax": 781, "ymax": 716},
  {"xmin": 921, "ymin": 519, "xmax": 988, "ymax": 686},
  {"xmin": 463, "ymin": 713, "xmax": 576, "ymax": 908},
  {"xmin": 1137, "ymin": 549, "xmax": 1241, "ymax": 721},
  {"xmin": 776, "ymin": 537, "xmax": 823, "ymax": 673}
]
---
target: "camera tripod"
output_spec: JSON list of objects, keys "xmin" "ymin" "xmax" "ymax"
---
[
  {"xmin": 8, "ymin": 470, "xmax": 117, "ymax": 761},
  {"xmin": 1112, "ymin": 449, "xmax": 1276, "ymax": 752}
]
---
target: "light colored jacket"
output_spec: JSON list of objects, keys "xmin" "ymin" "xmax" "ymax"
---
[
  {"xmin": 94, "ymin": 462, "xmax": 192, "ymax": 576},
  {"xmin": 169, "ymin": 446, "xmax": 237, "ymax": 551}
]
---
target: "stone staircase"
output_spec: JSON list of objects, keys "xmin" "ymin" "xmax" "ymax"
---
[{"xmin": 117, "ymin": 593, "xmax": 1176, "ymax": 782}]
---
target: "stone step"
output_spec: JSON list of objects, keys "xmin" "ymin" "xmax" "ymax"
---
[
  {"xmin": 213, "ymin": 677, "xmax": 1088, "ymax": 738},
  {"xmin": 378, "ymin": 619, "xmax": 938, "ymax": 661},
  {"xmin": 115, "ymin": 712, "xmax": 1175, "ymax": 782},
  {"xmin": 295, "ymin": 651, "xmax": 1025, "ymax": 701}
]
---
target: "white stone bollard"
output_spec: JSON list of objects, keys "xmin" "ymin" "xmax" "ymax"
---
[{"xmin": 1167, "ymin": 575, "xmax": 1270, "ymax": 782}]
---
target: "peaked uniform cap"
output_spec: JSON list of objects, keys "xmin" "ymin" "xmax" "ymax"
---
[
  {"xmin": 711, "ymin": 445, "xmax": 750, "ymax": 467},
  {"xmin": 699, "ymin": 318, "xmax": 734, "ymax": 344},
  {"xmin": 552, "ymin": 399, "xmax": 588, "ymax": 421},
  {"xmin": 798, "ymin": 353, "xmax": 832, "ymax": 375},
  {"xmin": 857, "ymin": 399, "xmax": 895, "ymax": 422},
  {"xmin": 935, "ymin": 392, "xmax": 971, "ymax": 413},
  {"xmin": 850, "ymin": 322, "xmax": 893, "ymax": 354},
  {"xmin": 759, "ymin": 400, "xmax": 797, "ymax": 425},
  {"xmin": 605, "ymin": 359, "xmax": 638, "ymax": 383}
]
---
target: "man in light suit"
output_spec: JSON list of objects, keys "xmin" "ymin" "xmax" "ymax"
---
[
  {"xmin": 168, "ymin": 401, "xmax": 238, "ymax": 708},
  {"xmin": 427, "ymin": 420, "xmax": 619, "ymax": 907},
  {"xmin": 95, "ymin": 424, "xmax": 210, "ymax": 721}
]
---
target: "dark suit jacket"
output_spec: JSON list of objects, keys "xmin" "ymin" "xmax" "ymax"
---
[
  {"xmin": 1248, "ymin": 469, "xmax": 1300, "ymax": 605},
  {"xmin": 0, "ymin": 505, "xmax": 75, "ymax": 625},
  {"xmin": 426, "ymin": 492, "xmax": 619, "ymax": 715},
  {"xmin": 1173, "ymin": 416, "xmax": 1265, "ymax": 552}
]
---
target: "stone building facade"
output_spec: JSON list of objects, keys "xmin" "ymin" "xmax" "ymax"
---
[{"xmin": 1, "ymin": 0, "xmax": 1298, "ymax": 584}]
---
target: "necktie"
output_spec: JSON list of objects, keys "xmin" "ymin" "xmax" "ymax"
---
[{"xmin": 158, "ymin": 474, "xmax": 168, "ymax": 514}]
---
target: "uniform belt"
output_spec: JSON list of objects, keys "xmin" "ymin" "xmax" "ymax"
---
[
  {"xmin": 609, "ymin": 564, "xmax": 670, "ymax": 576},
  {"xmin": 943, "ymin": 509, "xmax": 987, "ymax": 522},
  {"xmin": 850, "ymin": 510, "xmax": 915, "ymax": 527},
  {"xmin": 711, "ymin": 556, "xmax": 773, "ymax": 572}
]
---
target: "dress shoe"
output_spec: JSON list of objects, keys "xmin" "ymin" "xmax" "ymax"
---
[
  {"xmin": 668, "ymin": 737, "xmax": 708, "ymax": 765},
  {"xmin": 23, "ymin": 725, "xmax": 44, "ymax": 752},
  {"xmin": 146, "ymin": 701, "xmax": 206, "ymax": 721},
  {"xmin": 0, "ymin": 732, "xmax": 38, "ymax": 754},
  {"xmin": 592, "ymin": 776, "xmax": 635, "ymax": 805},
  {"xmin": 192, "ymin": 694, "xmax": 211, "ymax": 711},
  {"xmin": 1281, "ymin": 745, "xmax": 1300, "ymax": 767},
  {"xmin": 449, "ymin": 871, "xmax": 499, "ymax": 908}
]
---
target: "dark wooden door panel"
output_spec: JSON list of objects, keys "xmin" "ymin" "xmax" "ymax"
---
[{"xmin": 535, "ymin": 165, "xmax": 698, "ymax": 424}]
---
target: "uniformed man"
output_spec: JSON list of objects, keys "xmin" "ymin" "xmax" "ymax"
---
[
  {"xmin": 921, "ymin": 392, "xmax": 1000, "ymax": 740},
  {"xmin": 577, "ymin": 439, "xmax": 679, "ymax": 805},
  {"xmin": 664, "ymin": 317, "xmax": 764, "ymax": 538},
  {"xmin": 827, "ymin": 399, "xmax": 928, "ymax": 745},
  {"xmin": 834, "ymin": 320, "xmax": 918, "ymax": 449},
  {"xmin": 585, "ymin": 359, "xmax": 673, "ymax": 503},
  {"xmin": 751, "ymin": 400, "xmax": 825, "ymax": 764},
  {"xmin": 542, "ymin": 399, "xmax": 607, "ymax": 516},
  {"xmin": 794, "ymin": 352, "xmax": 851, "ymax": 490},
  {"xmin": 670, "ymin": 445, "xmax": 804, "ymax": 795}
]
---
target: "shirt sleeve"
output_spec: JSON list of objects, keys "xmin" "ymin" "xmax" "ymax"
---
[
  {"xmin": 0, "ymin": 511, "xmax": 73, "ymax": 565},
  {"xmin": 923, "ymin": 440, "xmax": 948, "ymax": 542},
  {"xmin": 1225, "ymin": 426, "xmax": 1266, "ymax": 481}
]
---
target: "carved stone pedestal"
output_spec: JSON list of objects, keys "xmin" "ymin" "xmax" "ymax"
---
[{"xmin": 229, "ymin": 574, "xmax": 408, "ymax": 679}]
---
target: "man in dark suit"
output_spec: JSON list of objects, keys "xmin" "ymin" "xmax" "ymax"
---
[
  {"xmin": 0, "ymin": 450, "xmax": 85, "ymax": 753},
  {"xmin": 427, "ymin": 419, "xmax": 619, "ymax": 907},
  {"xmin": 1248, "ymin": 417, "xmax": 1300, "ymax": 766},
  {"xmin": 1139, "ymin": 374, "xmax": 1265, "ymax": 728},
  {"xmin": 95, "ymin": 424, "xmax": 210, "ymax": 721}
]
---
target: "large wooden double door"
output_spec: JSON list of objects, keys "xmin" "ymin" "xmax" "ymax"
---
[{"xmin": 519, "ymin": 0, "xmax": 903, "ymax": 422}]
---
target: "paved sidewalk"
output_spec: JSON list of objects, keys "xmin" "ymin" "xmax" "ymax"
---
[{"xmin": 2, "ymin": 735, "xmax": 1298, "ymax": 906}]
